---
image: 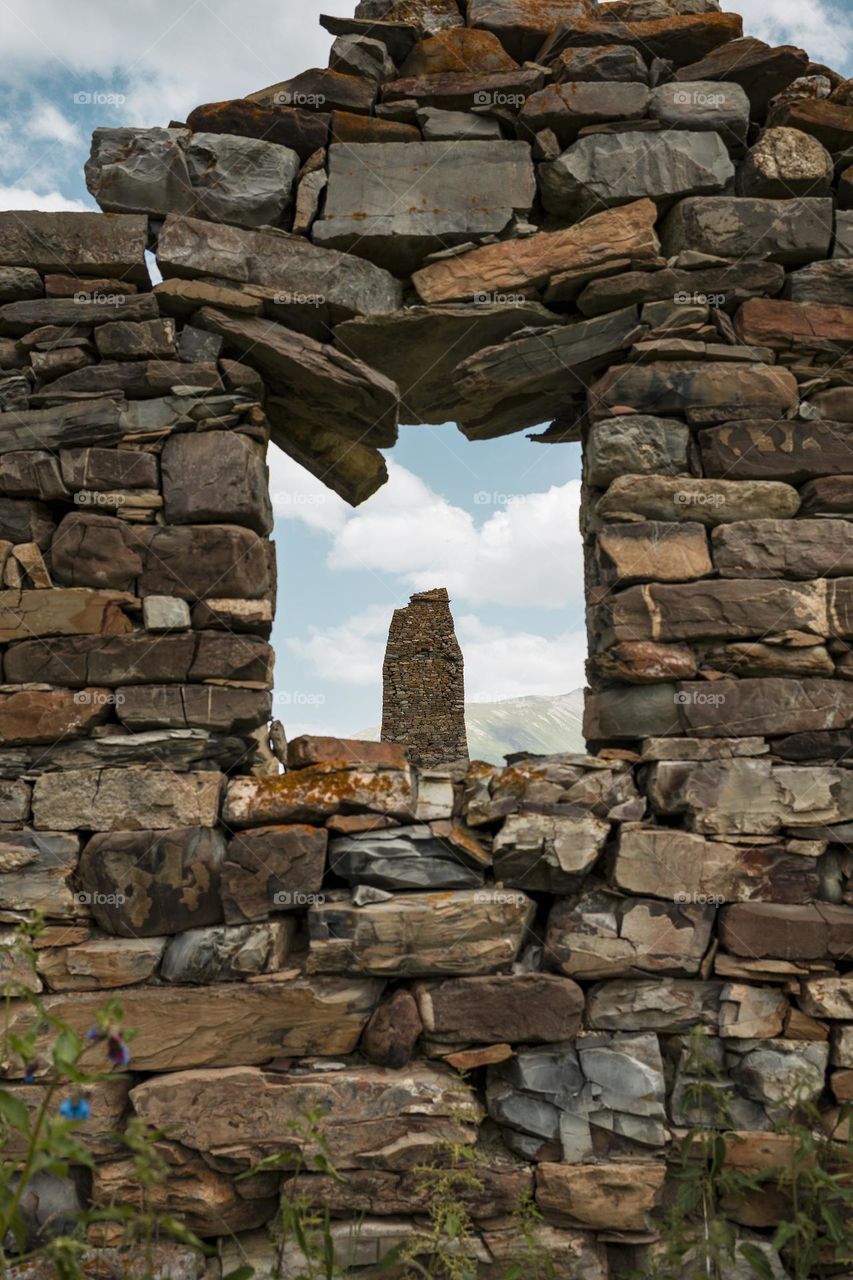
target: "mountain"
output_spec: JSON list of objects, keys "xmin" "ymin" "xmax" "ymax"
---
[{"xmin": 358, "ymin": 690, "xmax": 586, "ymax": 764}]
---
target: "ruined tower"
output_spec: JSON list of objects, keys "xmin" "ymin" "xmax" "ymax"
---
[{"xmin": 381, "ymin": 588, "xmax": 469, "ymax": 767}]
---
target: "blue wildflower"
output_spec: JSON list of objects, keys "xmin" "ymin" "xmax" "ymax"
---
[
  {"xmin": 59, "ymin": 1097, "xmax": 91, "ymax": 1121},
  {"xmin": 107, "ymin": 1034, "xmax": 130, "ymax": 1068}
]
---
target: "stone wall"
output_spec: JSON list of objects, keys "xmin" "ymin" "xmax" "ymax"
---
[
  {"xmin": 1, "ymin": 0, "xmax": 853, "ymax": 1276},
  {"xmin": 381, "ymin": 587, "xmax": 469, "ymax": 766}
]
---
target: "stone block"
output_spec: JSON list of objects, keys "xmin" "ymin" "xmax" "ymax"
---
[
  {"xmin": 719, "ymin": 903, "xmax": 853, "ymax": 960},
  {"xmin": 519, "ymin": 81, "xmax": 650, "ymax": 144},
  {"xmin": 224, "ymin": 765, "xmax": 415, "ymax": 827},
  {"xmin": 491, "ymin": 810, "xmax": 609, "ymax": 892},
  {"xmin": 649, "ymin": 80, "xmax": 750, "ymax": 143},
  {"xmin": 0, "ymin": 830, "xmax": 79, "ymax": 917},
  {"xmin": 598, "ymin": 475, "xmax": 800, "ymax": 526},
  {"xmin": 536, "ymin": 1160, "xmax": 665, "ymax": 1231},
  {"xmin": 673, "ymin": 36, "xmax": 808, "ymax": 118},
  {"xmin": 330, "ymin": 824, "xmax": 485, "ymax": 891},
  {"xmin": 415, "ymin": 974, "xmax": 584, "ymax": 1045},
  {"xmin": 587, "ymin": 416, "xmax": 689, "ymax": 487},
  {"xmin": 713, "ymin": 518, "xmax": 853, "ymax": 578},
  {"xmin": 0, "ymin": 210, "xmax": 148, "ymax": 283},
  {"xmin": 160, "ymin": 922, "xmax": 295, "ymax": 983},
  {"xmin": 661, "ymin": 196, "xmax": 833, "ymax": 263},
  {"xmin": 161, "ymin": 432, "xmax": 272, "ymax": 534},
  {"xmin": 596, "ymin": 522, "xmax": 712, "ymax": 584},
  {"xmin": 222, "ymin": 824, "xmax": 328, "ymax": 923},
  {"xmin": 589, "ymin": 361, "xmax": 800, "ymax": 423},
  {"xmin": 32, "ymin": 768, "xmax": 223, "ymax": 832}
]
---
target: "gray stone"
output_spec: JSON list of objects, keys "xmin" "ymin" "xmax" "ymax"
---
[
  {"xmin": 468, "ymin": 0, "xmax": 594, "ymax": 62},
  {"xmin": 178, "ymin": 324, "xmax": 223, "ymax": 363},
  {"xmin": 649, "ymin": 80, "xmax": 750, "ymax": 144},
  {"xmin": 160, "ymin": 922, "xmax": 295, "ymax": 983},
  {"xmin": 0, "ymin": 266, "xmax": 43, "ymax": 303},
  {"xmin": 597, "ymin": 475, "xmax": 800, "ymax": 525},
  {"xmin": 313, "ymin": 140, "xmax": 536, "ymax": 274},
  {"xmin": 0, "ymin": 829, "xmax": 79, "ymax": 918},
  {"xmin": 329, "ymin": 824, "xmax": 485, "ymax": 891},
  {"xmin": 334, "ymin": 302, "xmax": 556, "ymax": 425},
  {"xmin": 116, "ymin": 685, "xmax": 271, "ymax": 735},
  {"xmin": 586, "ymin": 978, "xmax": 723, "ymax": 1031},
  {"xmin": 550, "ymin": 45, "xmax": 649, "ymax": 84},
  {"xmin": 142, "ymin": 596, "xmax": 192, "ymax": 632},
  {"xmin": 60, "ymin": 447, "xmax": 157, "ymax": 494},
  {"xmin": 661, "ymin": 196, "xmax": 834, "ymax": 263},
  {"xmin": 454, "ymin": 307, "xmax": 643, "ymax": 439},
  {"xmin": 540, "ymin": 131, "xmax": 734, "ymax": 220},
  {"xmin": 196, "ymin": 308, "xmax": 399, "ymax": 447},
  {"xmin": 519, "ymin": 82, "xmax": 650, "ymax": 145},
  {"xmin": 835, "ymin": 210, "xmax": 853, "ymax": 258},
  {"xmin": 330, "ymin": 33, "xmax": 396, "ymax": 81},
  {"xmin": 737, "ymin": 126, "xmax": 834, "ymax": 197},
  {"xmin": 86, "ymin": 127, "xmax": 195, "ymax": 217},
  {"xmin": 0, "ymin": 211, "xmax": 148, "ymax": 283},
  {"xmin": 161, "ymin": 431, "xmax": 273, "ymax": 534},
  {"xmin": 417, "ymin": 108, "xmax": 503, "ymax": 139},
  {"xmin": 713, "ymin": 518, "xmax": 853, "ymax": 579},
  {"xmin": 587, "ymin": 416, "xmax": 689, "ymax": 487},
  {"xmin": 157, "ymin": 213, "xmax": 402, "ymax": 324},
  {"xmin": 492, "ymin": 811, "xmax": 609, "ymax": 892},
  {"xmin": 546, "ymin": 888, "xmax": 715, "ymax": 979},
  {"xmin": 186, "ymin": 132, "xmax": 301, "ymax": 228},
  {"xmin": 785, "ymin": 258, "xmax": 853, "ymax": 304}
]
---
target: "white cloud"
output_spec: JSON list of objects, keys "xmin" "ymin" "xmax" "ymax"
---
[
  {"xmin": 327, "ymin": 459, "xmax": 584, "ymax": 610},
  {"xmin": 735, "ymin": 0, "xmax": 853, "ymax": 68},
  {"xmin": 0, "ymin": 184, "xmax": 89, "ymax": 211},
  {"xmin": 0, "ymin": 1, "xmax": 350, "ymax": 124},
  {"xmin": 26, "ymin": 103, "xmax": 81, "ymax": 146},
  {"xmin": 287, "ymin": 605, "xmax": 587, "ymax": 704},
  {"xmin": 267, "ymin": 444, "xmax": 351, "ymax": 536}
]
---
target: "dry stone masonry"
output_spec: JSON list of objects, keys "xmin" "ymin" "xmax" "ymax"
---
[
  {"xmin": 381, "ymin": 587, "xmax": 469, "ymax": 766},
  {"xmin": 1, "ymin": 0, "xmax": 853, "ymax": 1276}
]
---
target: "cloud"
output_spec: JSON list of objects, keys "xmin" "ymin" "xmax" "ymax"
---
[
  {"xmin": 327, "ymin": 459, "xmax": 584, "ymax": 611},
  {"xmin": 26, "ymin": 103, "xmax": 81, "ymax": 146},
  {"xmin": 0, "ymin": 184, "xmax": 89, "ymax": 210},
  {"xmin": 287, "ymin": 605, "xmax": 587, "ymax": 703},
  {"xmin": 735, "ymin": 0, "xmax": 853, "ymax": 67}
]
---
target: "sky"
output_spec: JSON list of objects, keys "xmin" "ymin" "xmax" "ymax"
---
[{"xmin": 1, "ymin": 0, "xmax": 852, "ymax": 736}]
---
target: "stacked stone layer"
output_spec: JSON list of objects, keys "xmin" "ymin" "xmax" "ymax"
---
[{"xmin": 2, "ymin": 0, "xmax": 853, "ymax": 1276}]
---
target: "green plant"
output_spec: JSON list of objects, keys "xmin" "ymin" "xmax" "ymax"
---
[{"xmin": 0, "ymin": 917, "xmax": 207, "ymax": 1280}]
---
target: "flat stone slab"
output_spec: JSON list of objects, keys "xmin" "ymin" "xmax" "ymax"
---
[
  {"xmin": 157, "ymin": 213, "xmax": 402, "ymax": 322},
  {"xmin": 661, "ymin": 196, "xmax": 834, "ymax": 264},
  {"xmin": 700, "ymin": 421, "xmax": 853, "ymax": 483},
  {"xmin": 0, "ymin": 211, "xmax": 148, "ymax": 283},
  {"xmin": 32, "ymin": 767, "xmax": 223, "ymax": 831},
  {"xmin": 541, "ymin": 130, "xmax": 735, "ymax": 220},
  {"xmin": 313, "ymin": 140, "xmax": 536, "ymax": 275},
  {"xmin": 307, "ymin": 889, "xmax": 535, "ymax": 976}
]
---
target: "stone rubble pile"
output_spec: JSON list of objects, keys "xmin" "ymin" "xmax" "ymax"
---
[{"xmin": 1, "ymin": 0, "xmax": 853, "ymax": 1275}]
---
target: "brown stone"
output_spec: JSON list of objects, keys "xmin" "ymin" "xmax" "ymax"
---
[
  {"xmin": 546, "ymin": 890, "xmax": 715, "ymax": 979},
  {"xmin": 401, "ymin": 27, "xmax": 517, "ymax": 75},
  {"xmin": 701, "ymin": 421, "xmax": 853, "ymax": 484},
  {"xmin": 577, "ymin": 260, "xmax": 785, "ymax": 317},
  {"xmin": 0, "ymin": 211, "xmax": 148, "ymax": 283},
  {"xmin": 186, "ymin": 99, "xmax": 330, "ymax": 160},
  {"xmin": 32, "ymin": 768, "xmax": 223, "ymax": 832},
  {"xmin": 0, "ymin": 451, "xmax": 67, "ymax": 502},
  {"xmin": 308, "ymin": 889, "xmax": 535, "ymax": 976},
  {"xmin": 592, "ymin": 641, "xmax": 698, "ymax": 684},
  {"xmin": 361, "ymin": 988, "xmax": 423, "ymax": 1067},
  {"xmin": 735, "ymin": 297, "xmax": 853, "ymax": 353},
  {"xmin": 414, "ymin": 974, "xmax": 584, "ymax": 1044},
  {"xmin": 4, "ymin": 979, "xmax": 382, "ymax": 1074},
  {"xmin": 674, "ymin": 38, "xmax": 808, "ymax": 117},
  {"xmin": 289, "ymin": 736, "xmax": 409, "ymax": 770},
  {"xmin": 36, "ymin": 937, "xmax": 165, "ymax": 991},
  {"xmin": 137, "ymin": 524, "xmax": 271, "ymax": 601},
  {"xmin": 713, "ymin": 519, "xmax": 853, "ymax": 578},
  {"xmin": 40, "ymin": 359, "xmax": 221, "ymax": 399},
  {"xmin": 719, "ymin": 903, "xmax": 853, "ymax": 960},
  {"xmin": 60, "ymin": 447, "xmax": 157, "ymax": 493},
  {"xmin": 0, "ymin": 830, "xmax": 79, "ymax": 917},
  {"xmin": 265, "ymin": 399, "xmax": 388, "ymax": 507},
  {"xmin": 330, "ymin": 110, "xmax": 420, "ymax": 143},
  {"xmin": 536, "ymin": 1161, "xmax": 665, "ymax": 1232},
  {"xmin": 0, "ymin": 587, "xmax": 133, "ymax": 643},
  {"xmin": 596, "ymin": 522, "xmax": 712, "ymax": 584},
  {"xmin": 519, "ymin": 81, "xmax": 649, "ymax": 143},
  {"xmin": 116, "ymin": 684, "xmax": 270, "ymax": 734},
  {"xmin": 196, "ymin": 309, "xmax": 398, "ymax": 447},
  {"xmin": 225, "ymin": 763, "xmax": 415, "ymax": 828},
  {"xmin": 598, "ymin": 476, "xmax": 800, "ymax": 527},
  {"xmin": 540, "ymin": 12, "xmax": 743, "ymax": 68},
  {"xmin": 413, "ymin": 198, "xmax": 660, "ymax": 303},
  {"xmin": 222, "ymin": 824, "xmax": 328, "ymax": 923},
  {"xmin": 129, "ymin": 1060, "xmax": 480, "ymax": 1167},
  {"xmin": 770, "ymin": 98, "xmax": 853, "ymax": 154},
  {"xmin": 247, "ymin": 68, "xmax": 376, "ymax": 115},
  {"xmin": 588, "ymin": 361, "xmax": 800, "ymax": 423},
  {"xmin": 0, "ymin": 688, "xmax": 110, "ymax": 746},
  {"xmin": 381, "ymin": 67, "xmax": 543, "ymax": 112},
  {"xmin": 800, "ymin": 476, "xmax": 853, "ymax": 515},
  {"xmin": 160, "ymin": 432, "xmax": 271, "ymax": 535},
  {"xmin": 799, "ymin": 975, "xmax": 853, "ymax": 1019}
]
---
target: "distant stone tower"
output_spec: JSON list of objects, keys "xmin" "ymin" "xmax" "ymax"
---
[{"xmin": 381, "ymin": 588, "xmax": 469, "ymax": 767}]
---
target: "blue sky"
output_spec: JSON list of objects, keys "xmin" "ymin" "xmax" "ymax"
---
[{"xmin": 1, "ymin": 0, "xmax": 852, "ymax": 735}]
